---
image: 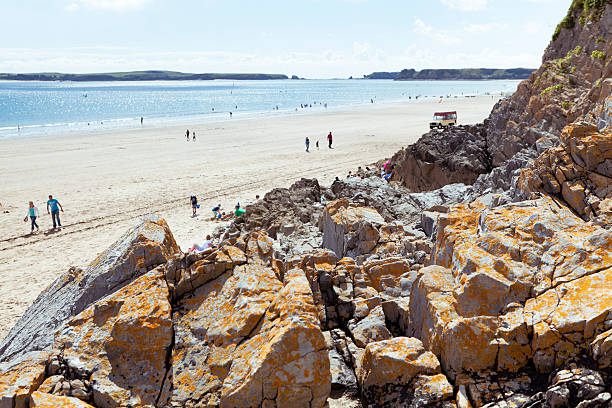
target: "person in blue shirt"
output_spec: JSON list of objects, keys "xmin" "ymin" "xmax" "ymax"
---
[
  {"xmin": 46, "ymin": 195, "xmax": 64, "ymax": 229},
  {"xmin": 24, "ymin": 201, "xmax": 40, "ymax": 233}
]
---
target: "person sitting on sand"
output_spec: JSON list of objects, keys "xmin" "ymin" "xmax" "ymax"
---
[
  {"xmin": 24, "ymin": 201, "xmax": 39, "ymax": 233},
  {"xmin": 190, "ymin": 193, "xmax": 198, "ymax": 217},
  {"xmin": 234, "ymin": 204, "xmax": 246, "ymax": 217},
  {"xmin": 212, "ymin": 204, "xmax": 222, "ymax": 220},
  {"xmin": 189, "ymin": 234, "xmax": 213, "ymax": 253}
]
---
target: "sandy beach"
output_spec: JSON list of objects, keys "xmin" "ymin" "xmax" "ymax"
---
[{"xmin": 0, "ymin": 95, "xmax": 498, "ymax": 338}]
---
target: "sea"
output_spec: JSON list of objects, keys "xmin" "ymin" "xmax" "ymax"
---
[{"xmin": 0, "ymin": 79, "xmax": 520, "ymax": 140}]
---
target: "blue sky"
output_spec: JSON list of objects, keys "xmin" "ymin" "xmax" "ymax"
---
[{"xmin": 0, "ymin": 0, "xmax": 569, "ymax": 78}]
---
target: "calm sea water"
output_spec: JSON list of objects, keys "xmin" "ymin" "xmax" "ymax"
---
[{"xmin": 0, "ymin": 79, "xmax": 520, "ymax": 140}]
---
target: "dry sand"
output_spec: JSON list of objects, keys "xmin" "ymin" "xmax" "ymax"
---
[{"xmin": 0, "ymin": 95, "xmax": 499, "ymax": 338}]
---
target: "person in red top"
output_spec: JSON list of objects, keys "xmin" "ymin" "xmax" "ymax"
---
[{"xmin": 327, "ymin": 131, "xmax": 333, "ymax": 149}]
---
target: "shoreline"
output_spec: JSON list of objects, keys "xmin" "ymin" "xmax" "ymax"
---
[
  {"xmin": 0, "ymin": 95, "xmax": 499, "ymax": 338},
  {"xmin": 0, "ymin": 79, "xmax": 519, "ymax": 141}
]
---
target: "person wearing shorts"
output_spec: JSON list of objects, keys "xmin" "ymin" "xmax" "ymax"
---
[{"xmin": 212, "ymin": 204, "xmax": 222, "ymax": 220}]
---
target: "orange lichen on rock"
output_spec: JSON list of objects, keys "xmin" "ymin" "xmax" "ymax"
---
[
  {"xmin": 517, "ymin": 121, "xmax": 612, "ymax": 224},
  {"xmin": 525, "ymin": 265, "xmax": 612, "ymax": 373},
  {"xmin": 0, "ymin": 352, "xmax": 49, "ymax": 408},
  {"xmin": 431, "ymin": 196, "xmax": 612, "ymax": 316},
  {"xmin": 54, "ymin": 270, "xmax": 173, "ymax": 408},
  {"xmin": 167, "ymin": 241, "xmax": 330, "ymax": 407},
  {"xmin": 30, "ymin": 391, "xmax": 95, "ymax": 408}
]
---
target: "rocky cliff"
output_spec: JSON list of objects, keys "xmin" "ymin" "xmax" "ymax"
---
[{"xmin": 390, "ymin": 0, "xmax": 611, "ymax": 200}]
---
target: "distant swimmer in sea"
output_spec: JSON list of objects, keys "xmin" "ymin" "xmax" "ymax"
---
[
  {"xmin": 327, "ymin": 132, "xmax": 333, "ymax": 149},
  {"xmin": 230, "ymin": 112, "xmax": 232, "ymax": 118},
  {"xmin": 186, "ymin": 129, "xmax": 190, "ymax": 141},
  {"xmin": 212, "ymin": 107, "xmax": 215, "ymax": 111},
  {"xmin": 140, "ymin": 117, "xmax": 143, "ymax": 125},
  {"xmin": 24, "ymin": 201, "xmax": 40, "ymax": 233},
  {"xmin": 305, "ymin": 137, "xmax": 310, "ymax": 152}
]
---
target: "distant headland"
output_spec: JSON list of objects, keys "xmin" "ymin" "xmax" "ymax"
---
[
  {"xmin": 364, "ymin": 68, "xmax": 535, "ymax": 80},
  {"xmin": 0, "ymin": 70, "xmax": 289, "ymax": 82}
]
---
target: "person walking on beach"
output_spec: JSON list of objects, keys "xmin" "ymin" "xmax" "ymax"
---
[
  {"xmin": 327, "ymin": 132, "xmax": 333, "ymax": 149},
  {"xmin": 193, "ymin": 131, "xmax": 196, "ymax": 142},
  {"xmin": 316, "ymin": 140, "xmax": 319, "ymax": 150},
  {"xmin": 46, "ymin": 195, "xmax": 64, "ymax": 229},
  {"xmin": 140, "ymin": 117, "xmax": 143, "ymax": 125},
  {"xmin": 24, "ymin": 201, "xmax": 40, "ymax": 233},
  {"xmin": 305, "ymin": 137, "xmax": 310, "ymax": 152},
  {"xmin": 190, "ymin": 193, "xmax": 198, "ymax": 217},
  {"xmin": 186, "ymin": 129, "xmax": 190, "ymax": 141}
]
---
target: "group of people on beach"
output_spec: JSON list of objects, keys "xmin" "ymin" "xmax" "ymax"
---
[
  {"xmin": 185, "ymin": 129, "xmax": 196, "ymax": 141},
  {"xmin": 23, "ymin": 195, "xmax": 64, "ymax": 234},
  {"xmin": 190, "ymin": 195, "xmax": 256, "ymax": 221},
  {"xmin": 305, "ymin": 131, "xmax": 333, "ymax": 152},
  {"xmin": 188, "ymin": 193, "xmax": 261, "ymax": 253}
]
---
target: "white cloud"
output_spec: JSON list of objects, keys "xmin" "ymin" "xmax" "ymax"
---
[
  {"xmin": 352, "ymin": 41, "xmax": 386, "ymax": 61},
  {"xmin": 413, "ymin": 18, "xmax": 461, "ymax": 45},
  {"xmin": 523, "ymin": 22, "xmax": 542, "ymax": 34},
  {"xmin": 441, "ymin": 0, "xmax": 487, "ymax": 11},
  {"xmin": 465, "ymin": 22, "xmax": 507, "ymax": 33},
  {"xmin": 65, "ymin": 0, "xmax": 152, "ymax": 12}
]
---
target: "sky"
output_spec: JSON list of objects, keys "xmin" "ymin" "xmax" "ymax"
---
[{"xmin": 0, "ymin": 0, "xmax": 570, "ymax": 78}]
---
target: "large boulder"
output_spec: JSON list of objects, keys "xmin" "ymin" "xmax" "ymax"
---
[
  {"xmin": 0, "ymin": 352, "xmax": 49, "ymax": 408},
  {"xmin": 319, "ymin": 199, "xmax": 385, "ymax": 259},
  {"xmin": 389, "ymin": 123, "xmax": 492, "ymax": 192},
  {"xmin": 165, "ymin": 235, "xmax": 331, "ymax": 407},
  {"xmin": 54, "ymin": 269, "xmax": 173, "ymax": 407},
  {"xmin": 357, "ymin": 337, "xmax": 452, "ymax": 406},
  {"xmin": 0, "ymin": 215, "xmax": 180, "ymax": 362},
  {"xmin": 517, "ymin": 120, "xmax": 612, "ymax": 225},
  {"xmin": 431, "ymin": 196, "xmax": 612, "ymax": 317},
  {"xmin": 30, "ymin": 391, "xmax": 95, "ymax": 408},
  {"xmin": 215, "ymin": 178, "xmax": 324, "ymax": 256}
]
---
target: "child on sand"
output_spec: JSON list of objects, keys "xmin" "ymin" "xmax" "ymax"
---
[
  {"xmin": 212, "ymin": 204, "xmax": 222, "ymax": 220},
  {"xmin": 190, "ymin": 194, "xmax": 198, "ymax": 217},
  {"xmin": 24, "ymin": 201, "xmax": 39, "ymax": 233},
  {"xmin": 234, "ymin": 204, "xmax": 246, "ymax": 217}
]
